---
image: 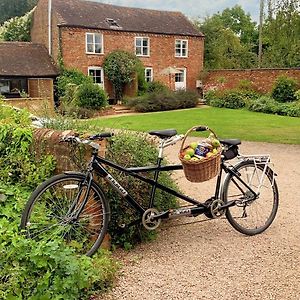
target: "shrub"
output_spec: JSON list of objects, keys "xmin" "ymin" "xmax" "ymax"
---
[
  {"xmin": 0, "ymin": 105, "xmax": 55, "ymax": 188},
  {"xmin": 248, "ymin": 96, "xmax": 281, "ymax": 114},
  {"xmin": 127, "ymin": 90, "xmax": 199, "ymax": 112},
  {"xmin": 0, "ymin": 10, "xmax": 32, "ymax": 42},
  {"xmin": 103, "ymin": 50, "xmax": 141, "ymax": 101},
  {"xmin": 295, "ymin": 90, "xmax": 300, "ymax": 101},
  {"xmin": 104, "ymin": 132, "xmax": 178, "ymax": 248},
  {"xmin": 222, "ymin": 91, "xmax": 247, "ymax": 109},
  {"xmin": 0, "ymin": 183, "xmax": 117, "ymax": 299},
  {"xmin": 56, "ymin": 68, "xmax": 93, "ymax": 98},
  {"xmin": 0, "ymin": 106, "xmax": 117, "ymax": 298},
  {"xmin": 146, "ymin": 81, "xmax": 169, "ymax": 94},
  {"xmin": 271, "ymin": 76, "xmax": 298, "ymax": 102},
  {"xmin": 75, "ymin": 82, "xmax": 108, "ymax": 110}
]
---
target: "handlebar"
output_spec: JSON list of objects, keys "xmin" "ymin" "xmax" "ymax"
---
[{"xmin": 60, "ymin": 132, "xmax": 113, "ymax": 150}]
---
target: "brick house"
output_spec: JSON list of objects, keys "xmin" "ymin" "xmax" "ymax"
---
[{"xmin": 31, "ymin": 0, "xmax": 204, "ymax": 99}]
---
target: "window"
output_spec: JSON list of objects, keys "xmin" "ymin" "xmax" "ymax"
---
[
  {"xmin": 106, "ymin": 18, "xmax": 120, "ymax": 28},
  {"xmin": 175, "ymin": 40, "xmax": 188, "ymax": 57},
  {"xmin": 86, "ymin": 33, "xmax": 103, "ymax": 54},
  {"xmin": 135, "ymin": 37, "xmax": 150, "ymax": 56},
  {"xmin": 145, "ymin": 68, "xmax": 153, "ymax": 82},
  {"xmin": 88, "ymin": 67, "xmax": 104, "ymax": 88},
  {"xmin": 0, "ymin": 80, "xmax": 10, "ymax": 93}
]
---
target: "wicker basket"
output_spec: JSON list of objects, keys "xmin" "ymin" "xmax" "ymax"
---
[{"xmin": 179, "ymin": 126, "xmax": 221, "ymax": 183}]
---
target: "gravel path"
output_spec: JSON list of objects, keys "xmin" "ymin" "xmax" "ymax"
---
[{"xmin": 98, "ymin": 140, "xmax": 300, "ymax": 300}]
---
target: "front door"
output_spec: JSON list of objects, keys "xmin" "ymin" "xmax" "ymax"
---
[{"xmin": 175, "ymin": 68, "xmax": 186, "ymax": 90}]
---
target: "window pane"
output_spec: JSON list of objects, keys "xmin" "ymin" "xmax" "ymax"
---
[
  {"xmin": 136, "ymin": 38, "xmax": 142, "ymax": 47},
  {"xmin": 89, "ymin": 70, "xmax": 95, "ymax": 76},
  {"xmin": 95, "ymin": 34, "xmax": 102, "ymax": 44},
  {"xmin": 176, "ymin": 48, "xmax": 181, "ymax": 56},
  {"xmin": 0, "ymin": 81, "xmax": 10, "ymax": 93},
  {"xmin": 136, "ymin": 47, "xmax": 142, "ymax": 55},
  {"xmin": 182, "ymin": 48, "xmax": 187, "ymax": 56},
  {"xmin": 182, "ymin": 41, "xmax": 187, "ymax": 48},
  {"xmin": 175, "ymin": 40, "xmax": 181, "ymax": 48},
  {"xmin": 143, "ymin": 39, "xmax": 148, "ymax": 47},
  {"xmin": 86, "ymin": 34, "xmax": 93, "ymax": 43},
  {"xmin": 87, "ymin": 43, "xmax": 94, "ymax": 53},
  {"xmin": 95, "ymin": 43, "xmax": 102, "ymax": 53},
  {"xmin": 143, "ymin": 47, "xmax": 148, "ymax": 56}
]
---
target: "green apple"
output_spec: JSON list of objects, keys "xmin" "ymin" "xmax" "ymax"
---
[
  {"xmin": 185, "ymin": 148, "xmax": 195, "ymax": 156},
  {"xmin": 189, "ymin": 142, "xmax": 198, "ymax": 150},
  {"xmin": 184, "ymin": 154, "xmax": 191, "ymax": 160},
  {"xmin": 191, "ymin": 157, "xmax": 199, "ymax": 161},
  {"xmin": 211, "ymin": 139, "xmax": 221, "ymax": 148}
]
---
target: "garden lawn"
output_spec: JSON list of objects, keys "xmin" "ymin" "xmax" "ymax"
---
[{"xmin": 86, "ymin": 107, "xmax": 300, "ymax": 144}]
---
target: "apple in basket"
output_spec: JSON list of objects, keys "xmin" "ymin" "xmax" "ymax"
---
[
  {"xmin": 185, "ymin": 147, "xmax": 195, "ymax": 157},
  {"xmin": 183, "ymin": 154, "xmax": 192, "ymax": 160}
]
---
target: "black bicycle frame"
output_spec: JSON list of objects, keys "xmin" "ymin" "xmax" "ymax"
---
[{"xmin": 89, "ymin": 151, "xmax": 259, "ymax": 220}]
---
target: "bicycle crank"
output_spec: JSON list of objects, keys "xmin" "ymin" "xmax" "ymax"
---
[
  {"xmin": 142, "ymin": 208, "xmax": 161, "ymax": 230},
  {"xmin": 210, "ymin": 199, "xmax": 226, "ymax": 219}
]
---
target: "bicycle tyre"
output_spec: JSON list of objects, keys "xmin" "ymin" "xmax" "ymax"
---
[
  {"xmin": 223, "ymin": 160, "xmax": 279, "ymax": 235},
  {"xmin": 21, "ymin": 173, "xmax": 110, "ymax": 256}
]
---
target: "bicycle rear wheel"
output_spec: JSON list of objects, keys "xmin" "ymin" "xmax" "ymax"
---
[
  {"xmin": 21, "ymin": 173, "xmax": 110, "ymax": 256},
  {"xmin": 223, "ymin": 160, "xmax": 279, "ymax": 235}
]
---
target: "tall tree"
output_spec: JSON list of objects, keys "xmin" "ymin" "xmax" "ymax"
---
[
  {"xmin": 262, "ymin": 0, "xmax": 300, "ymax": 67},
  {"xmin": 196, "ymin": 5, "xmax": 258, "ymax": 69},
  {"xmin": 0, "ymin": 0, "xmax": 37, "ymax": 25}
]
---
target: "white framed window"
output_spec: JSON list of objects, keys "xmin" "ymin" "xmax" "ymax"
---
[
  {"xmin": 145, "ymin": 68, "xmax": 153, "ymax": 82},
  {"xmin": 175, "ymin": 39, "xmax": 188, "ymax": 57},
  {"xmin": 86, "ymin": 33, "xmax": 103, "ymax": 54},
  {"xmin": 88, "ymin": 67, "xmax": 104, "ymax": 89},
  {"xmin": 135, "ymin": 37, "xmax": 150, "ymax": 56}
]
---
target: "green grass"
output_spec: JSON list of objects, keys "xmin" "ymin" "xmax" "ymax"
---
[{"xmin": 85, "ymin": 107, "xmax": 300, "ymax": 144}]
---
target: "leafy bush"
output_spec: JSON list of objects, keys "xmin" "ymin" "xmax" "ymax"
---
[
  {"xmin": 248, "ymin": 96, "xmax": 300, "ymax": 117},
  {"xmin": 0, "ymin": 105, "xmax": 55, "ymax": 188},
  {"xmin": 104, "ymin": 132, "xmax": 178, "ymax": 248},
  {"xmin": 248, "ymin": 96, "xmax": 281, "ymax": 114},
  {"xmin": 295, "ymin": 90, "xmax": 300, "ymax": 101},
  {"xmin": 208, "ymin": 90, "xmax": 246, "ymax": 109},
  {"xmin": 0, "ymin": 106, "xmax": 117, "ymax": 299},
  {"xmin": 271, "ymin": 76, "xmax": 298, "ymax": 103},
  {"xmin": 127, "ymin": 90, "xmax": 198, "ymax": 112},
  {"xmin": 0, "ymin": 183, "xmax": 117, "ymax": 299},
  {"xmin": 103, "ymin": 50, "xmax": 141, "ymax": 101},
  {"xmin": 56, "ymin": 68, "xmax": 93, "ymax": 98},
  {"xmin": 146, "ymin": 81, "xmax": 169, "ymax": 94},
  {"xmin": 75, "ymin": 82, "xmax": 108, "ymax": 110},
  {"xmin": 0, "ymin": 10, "xmax": 32, "ymax": 41}
]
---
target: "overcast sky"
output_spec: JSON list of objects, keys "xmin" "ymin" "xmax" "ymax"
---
[{"xmin": 98, "ymin": 0, "xmax": 260, "ymax": 22}]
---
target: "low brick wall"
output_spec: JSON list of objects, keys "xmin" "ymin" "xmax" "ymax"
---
[
  {"xmin": 32, "ymin": 128, "xmax": 106, "ymax": 174},
  {"xmin": 203, "ymin": 68, "xmax": 300, "ymax": 94}
]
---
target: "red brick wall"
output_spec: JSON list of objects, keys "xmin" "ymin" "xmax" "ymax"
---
[
  {"xmin": 31, "ymin": 0, "xmax": 48, "ymax": 49},
  {"xmin": 32, "ymin": 128, "xmax": 106, "ymax": 174},
  {"xmin": 60, "ymin": 27, "xmax": 204, "ymax": 96},
  {"xmin": 203, "ymin": 68, "xmax": 300, "ymax": 94},
  {"xmin": 31, "ymin": 0, "xmax": 60, "ymax": 61}
]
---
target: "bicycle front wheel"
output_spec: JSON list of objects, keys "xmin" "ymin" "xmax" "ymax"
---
[
  {"xmin": 223, "ymin": 160, "xmax": 279, "ymax": 235},
  {"xmin": 21, "ymin": 173, "xmax": 110, "ymax": 256}
]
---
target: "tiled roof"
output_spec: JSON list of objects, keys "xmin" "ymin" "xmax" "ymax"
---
[
  {"xmin": 53, "ymin": 0, "xmax": 204, "ymax": 37},
  {"xmin": 0, "ymin": 42, "xmax": 59, "ymax": 77}
]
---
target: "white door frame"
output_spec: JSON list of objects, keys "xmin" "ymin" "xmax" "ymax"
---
[{"xmin": 174, "ymin": 68, "xmax": 186, "ymax": 91}]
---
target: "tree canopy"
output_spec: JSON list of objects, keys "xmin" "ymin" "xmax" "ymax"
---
[
  {"xmin": 196, "ymin": 2, "xmax": 300, "ymax": 69},
  {"xmin": 0, "ymin": 0, "xmax": 37, "ymax": 25}
]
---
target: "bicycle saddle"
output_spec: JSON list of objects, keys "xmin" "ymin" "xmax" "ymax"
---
[
  {"xmin": 148, "ymin": 129, "xmax": 177, "ymax": 139},
  {"xmin": 220, "ymin": 139, "xmax": 241, "ymax": 146}
]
